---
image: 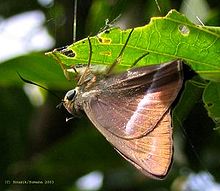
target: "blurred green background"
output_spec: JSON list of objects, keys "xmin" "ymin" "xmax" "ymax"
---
[{"xmin": 0, "ymin": 0, "xmax": 220, "ymax": 190}]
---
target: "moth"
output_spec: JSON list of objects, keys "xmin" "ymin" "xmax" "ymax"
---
[{"xmin": 60, "ymin": 29, "xmax": 182, "ymax": 179}]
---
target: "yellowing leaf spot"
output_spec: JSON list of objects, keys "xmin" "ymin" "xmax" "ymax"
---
[
  {"xmin": 100, "ymin": 51, "xmax": 112, "ymax": 56},
  {"xmin": 98, "ymin": 37, "xmax": 112, "ymax": 44}
]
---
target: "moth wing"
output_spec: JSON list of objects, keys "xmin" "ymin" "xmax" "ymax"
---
[
  {"xmin": 84, "ymin": 105, "xmax": 173, "ymax": 179},
  {"xmin": 83, "ymin": 61, "xmax": 182, "ymax": 139}
]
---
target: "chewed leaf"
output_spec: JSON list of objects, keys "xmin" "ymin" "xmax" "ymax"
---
[{"xmin": 47, "ymin": 9, "xmax": 220, "ymax": 82}]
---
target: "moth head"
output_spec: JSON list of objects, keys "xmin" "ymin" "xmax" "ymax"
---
[{"xmin": 63, "ymin": 87, "xmax": 79, "ymax": 115}]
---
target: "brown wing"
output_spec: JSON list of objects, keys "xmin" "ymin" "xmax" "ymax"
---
[
  {"xmin": 83, "ymin": 60, "xmax": 182, "ymax": 139},
  {"xmin": 84, "ymin": 106, "xmax": 173, "ymax": 179}
]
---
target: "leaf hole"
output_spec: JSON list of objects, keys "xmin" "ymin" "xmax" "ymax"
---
[
  {"xmin": 60, "ymin": 49, "xmax": 75, "ymax": 57},
  {"xmin": 207, "ymin": 102, "xmax": 213, "ymax": 107},
  {"xmin": 178, "ymin": 25, "xmax": 190, "ymax": 36}
]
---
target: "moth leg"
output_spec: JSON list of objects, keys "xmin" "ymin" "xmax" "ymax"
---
[
  {"xmin": 130, "ymin": 52, "xmax": 149, "ymax": 68},
  {"xmin": 52, "ymin": 53, "xmax": 73, "ymax": 80},
  {"xmin": 66, "ymin": 65, "xmax": 82, "ymax": 81},
  {"xmin": 61, "ymin": 63, "xmax": 79, "ymax": 81},
  {"xmin": 106, "ymin": 28, "xmax": 134, "ymax": 75}
]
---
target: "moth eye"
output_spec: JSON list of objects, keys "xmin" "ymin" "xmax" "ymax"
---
[{"xmin": 66, "ymin": 89, "xmax": 77, "ymax": 101}]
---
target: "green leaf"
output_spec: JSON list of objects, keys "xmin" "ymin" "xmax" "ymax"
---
[
  {"xmin": 172, "ymin": 77, "xmax": 205, "ymax": 129},
  {"xmin": 203, "ymin": 81, "xmax": 220, "ymax": 129},
  {"xmin": 203, "ymin": 26, "xmax": 220, "ymax": 36},
  {"xmin": 47, "ymin": 9, "xmax": 220, "ymax": 82},
  {"xmin": 0, "ymin": 53, "xmax": 71, "ymax": 90}
]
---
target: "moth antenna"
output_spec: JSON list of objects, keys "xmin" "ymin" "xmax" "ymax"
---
[
  {"xmin": 106, "ymin": 28, "xmax": 134, "ymax": 74},
  {"xmin": 17, "ymin": 72, "xmax": 61, "ymax": 100},
  {"xmin": 73, "ymin": 0, "xmax": 77, "ymax": 42}
]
